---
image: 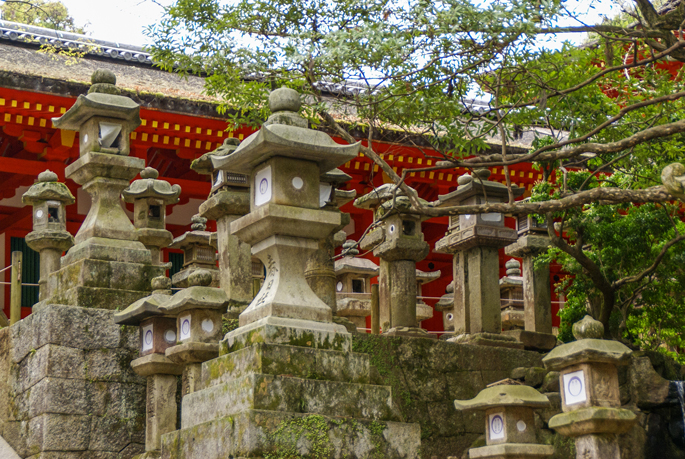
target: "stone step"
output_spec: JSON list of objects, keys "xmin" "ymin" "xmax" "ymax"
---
[
  {"xmin": 182, "ymin": 373, "xmax": 399, "ymax": 428},
  {"xmin": 162, "ymin": 409, "xmax": 421, "ymax": 459},
  {"xmin": 202, "ymin": 342, "xmax": 370, "ymax": 390}
]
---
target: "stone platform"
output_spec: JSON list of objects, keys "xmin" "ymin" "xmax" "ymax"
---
[{"xmin": 160, "ymin": 323, "xmax": 421, "ymax": 458}]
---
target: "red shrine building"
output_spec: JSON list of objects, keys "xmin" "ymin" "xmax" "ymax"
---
[{"xmin": 0, "ymin": 21, "xmax": 565, "ymax": 332}]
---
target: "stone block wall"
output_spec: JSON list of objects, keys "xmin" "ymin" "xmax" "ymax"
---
[
  {"xmin": 0, "ymin": 303, "xmax": 147, "ymax": 458},
  {"xmin": 351, "ymin": 334, "xmax": 685, "ymax": 459}
]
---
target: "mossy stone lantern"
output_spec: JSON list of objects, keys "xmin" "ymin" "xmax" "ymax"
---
[
  {"xmin": 22, "ymin": 170, "xmax": 75, "ymax": 301},
  {"xmin": 354, "ymin": 183, "xmax": 431, "ymax": 337},
  {"xmin": 434, "ymin": 170, "xmax": 524, "ymax": 347},
  {"xmin": 334, "ymin": 240, "xmax": 379, "ymax": 329},
  {"xmin": 454, "ymin": 383, "xmax": 553, "ymax": 459},
  {"xmin": 114, "ymin": 276, "xmax": 182, "ymax": 453},
  {"xmin": 416, "ymin": 268, "xmax": 439, "ymax": 325},
  {"xmin": 542, "ymin": 315, "xmax": 636, "ymax": 459},
  {"xmin": 169, "ymin": 215, "xmax": 219, "ymax": 288},
  {"xmin": 211, "ymin": 86, "xmax": 360, "ymax": 331},
  {"xmin": 122, "ymin": 167, "xmax": 181, "ymax": 265},
  {"xmin": 436, "ymin": 281, "xmax": 455, "ymax": 333},
  {"xmin": 194, "ymin": 138, "xmax": 253, "ymax": 316},
  {"xmin": 161, "ymin": 269, "xmax": 229, "ymax": 394},
  {"xmin": 500, "ymin": 259, "xmax": 524, "ymax": 330}
]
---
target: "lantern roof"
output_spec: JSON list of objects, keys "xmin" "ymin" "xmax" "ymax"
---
[
  {"xmin": 454, "ymin": 384, "xmax": 550, "ymax": 412},
  {"xmin": 436, "ymin": 169, "xmax": 524, "ymax": 206},
  {"xmin": 52, "ymin": 69, "xmax": 141, "ymax": 131},
  {"xmin": 113, "ymin": 277, "xmax": 173, "ymax": 325},
  {"xmin": 122, "ymin": 167, "xmax": 181, "ymax": 203},
  {"xmin": 22, "ymin": 170, "xmax": 75, "ymax": 206}
]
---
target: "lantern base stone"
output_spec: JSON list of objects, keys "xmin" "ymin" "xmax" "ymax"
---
[
  {"xmin": 165, "ymin": 342, "xmax": 220, "ymax": 365},
  {"xmin": 131, "ymin": 354, "xmax": 183, "ymax": 377},
  {"xmin": 469, "ymin": 443, "xmax": 554, "ymax": 459},
  {"xmin": 548, "ymin": 406, "xmax": 637, "ymax": 436},
  {"xmin": 449, "ymin": 332, "xmax": 524, "ymax": 349},
  {"xmin": 221, "ymin": 316, "xmax": 351, "ymax": 354},
  {"xmin": 384, "ymin": 326, "xmax": 436, "ymax": 339},
  {"xmin": 503, "ymin": 329, "xmax": 558, "ymax": 351}
]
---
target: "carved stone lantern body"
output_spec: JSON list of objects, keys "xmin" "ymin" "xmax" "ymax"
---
[
  {"xmin": 434, "ymin": 170, "xmax": 524, "ymax": 348},
  {"xmin": 122, "ymin": 167, "xmax": 181, "ymax": 265},
  {"xmin": 354, "ymin": 184, "xmax": 431, "ymax": 337},
  {"xmin": 22, "ymin": 170, "xmax": 75, "ymax": 301},
  {"xmin": 334, "ymin": 242, "xmax": 379, "ymax": 329},
  {"xmin": 454, "ymin": 383, "xmax": 553, "ymax": 459},
  {"xmin": 543, "ymin": 316, "xmax": 636, "ymax": 459},
  {"xmin": 113, "ymin": 276, "xmax": 182, "ymax": 452},
  {"xmin": 211, "ymin": 86, "xmax": 360, "ymax": 331},
  {"xmin": 169, "ymin": 215, "xmax": 220, "ymax": 288}
]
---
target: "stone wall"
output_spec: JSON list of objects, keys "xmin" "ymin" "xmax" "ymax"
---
[
  {"xmin": 0, "ymin": 303, "xmax": 147, "ymax": 458},
  {"xmin": 352, "ymin": 334, "xmax": 685, "ymax": 459}
]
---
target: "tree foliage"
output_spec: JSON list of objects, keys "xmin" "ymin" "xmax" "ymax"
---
[
  {"xmin": 147, "ymin": 0, "xmax": 685, "ymax": 344},
  {"xmin": 1, "ymin": 0, "xmax": 86, "ymax": 33}
]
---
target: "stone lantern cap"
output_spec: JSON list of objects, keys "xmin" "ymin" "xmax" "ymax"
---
[
  {"xmin": 354, "ymin": 183, "xmax": 408, "ymax": 210},
  {"xmin": 435, "ymin": 169, "xmax": 524, "ymax": 206},
  {"xmin": 211, "ymin": 87, "xmax": 360, "ymax": 175},
  {"xmin": 436, "ymin": 281, "xmax": 454, "ymax": 311},
  {"xmin": 122, "ymin": 167, "xmax": 182, "ymax": 204},
  {"xmin": 113, "ymin": 277, "xmax": 173, "ymax": 325},
  {"xmin": 416, "ymin": 269, "xmax": 440, "ymax": 285},
  {"xmin": 322, "ymin": 168, "xmax": 352, "ymax": 186},
  {"xmin": 454, "ymin": 384, "xmax": 550, "ymax": 412},
  {"xmin": 191, "ymin": 137, "xmax": 241, "ymax": 175},
  {"xmin": 542, "ymin": 315, "xmax": 632, "ymax": 370},
  {"xmin": 159, "ymin": 270, "xmax": 229, "ymax": 315},
  {"xmin": 22, "ymin": 170, "xmax": 75, "ymax": 206},
  {"xmin": 169, "ymin": 216, "xmax": 218, "ymax": 250},
  {"xmin": 52, "ymin": 69, "xmax": 141, "ymax": 130},
  {"xmin": 334, "ymin": 255, "xmax": 379, "ymax": 277}
]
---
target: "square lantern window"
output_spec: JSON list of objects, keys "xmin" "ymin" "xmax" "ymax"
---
[
  {"xmin": 402, "ymin": 220, "xmax": 416, "ymax": 236},
  {"xmin": 99, "ymin": 122, "xmax": 123, "ymax": 149},
  {"xmin": 148, "ymin": 205, "xmax": 162, "ymax": 220},
  {"xmin": 47, "ymin": 206, "xmax": 59, "ymax": 222},
  {"xmin": 517, "ymin": 214, "xmax": 548, "ymax": 235},
  {"xmin": 212, "ymin": 170, "xmax": 249, "ymax": 193},
  {"xmin": 352, "ymin": 279, "xmax": 365, "ymax": 294}
]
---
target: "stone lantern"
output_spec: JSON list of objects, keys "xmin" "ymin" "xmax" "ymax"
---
[
  {"xmin": 160, "ymin": 269, "xmax": 229, "ymax": 395},
  {"xmin": 113, "ymin": 276, "xmax": 182, "ymax": 453},
  {"xmin": 22, "ymin": 170, "xmax": 75, "ymax": 301},
  {"xmin": 499, "ymin": 259, "xmax": 524, "ymax": 330},
  {"xmin": 454, "ymin": 382, "xmax": 553, "ymax": 459},
  {"xmin": 211, "ymin": 86, "xmax": 360, "ymax": 330},
  {"xmin": 416, "ymin": 268, "xmax": 439, "ymax": 325},
  {"xmin": 305, "ymin": 168, "xmax": 356, "ymax": 314},
  {"xmin": 354, "ymin": 183, "xmax": 431, "ymax": 337},
  {"xmin": 169, "ymin": 215, "xmax": 219, "ymax": 288},
  {"xmin": 194, "ymin": 138, "xmax": 253, "ymax": 317},
  {"xmin": 542, "ymin": 315, "xmax": 636, "ymax": 459},
  {"xmin": 50, "ymin": 69, "xmax": 164, "ymax": 309},
  {"xmin": 122, "ymin": 167, "xmax": 181, "ymax": 265},
  {"xmin": 434, "ymin": 169, "xmax": 524, "ymax": 348},
  {"xmin": 505, "ymin": 202, "xmax": 555, "ymax": 350},
  {"xmin": 436, "ymin": 281, "xmax": 455, "ymax": 333},
  {"xmin": 334, "ymin": 240, "xmax": 379, "ymax": 330}
]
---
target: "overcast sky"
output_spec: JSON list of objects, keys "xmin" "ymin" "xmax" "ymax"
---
[{"xmin": 57, "ymin": 0, "xmax": 621, "ymax": 49}]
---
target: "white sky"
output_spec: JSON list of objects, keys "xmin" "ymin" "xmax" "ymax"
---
[{"xmin": 56, "ymin": 0, "xmax": 622, "ymax": 49}]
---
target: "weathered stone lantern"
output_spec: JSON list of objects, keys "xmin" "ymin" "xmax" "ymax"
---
[
  {"xmin": 211, "ymin": 86, "xmax": 360, "ymax": 331},
  {"xmin": 354, "ymin": 183, "xmax": 431, "ymax": 337},
  {"xmin": 505, "ymin": 202, "xmax": 555, "ymax": 350},
  {"xmin": 194, "ymin": 138, "xmax": 253, "ymax": 317},
  {"xmin": 113, "ymin": 276, "xmax": 182, "ymax": 453},
  {"xmin": 434, "ymin": 170, "xmax": 524, "ymax": 348},
  {"xmin": 416, "ymin": 268, "xmax": 439, "ymax": 325},
  {"xmin": 305, "ymin": 168, "xmax": 356, "ymax": 314},
  {"xmin": 543, "ymin": 315, "xmax": 636, "ymax": 459},
  {"xmin": 22, "ymin": 170, "xmax": 75, "ymax": 301},
  {"xmin": 454, "ymin": 382, "xmax": 553, "ymax": 459},
  {"xmin": 168, "ymin": 215, "xmax": 219, "ymax": 288},
  {"xmin": 161, "ymin": 269, "xmax": 229, "ymax": 395},
  {"xmin": 122, "ymin": 167, "xmax": 181, "ymax": 265},
  {"xmin": 334, "ymin": 240, "xmax": 379, "ymax": 330},
  {"xmin": 500, "ymin": 259, "xmax": 524, "ymax": 330},
  {"xmin": 50, "ymin": 69, "xmax": 164, "ymax": 309},
  {"xmin": 436, "ymin": 281, "xmax": 455, "ymax": 333}
]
